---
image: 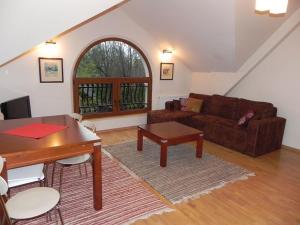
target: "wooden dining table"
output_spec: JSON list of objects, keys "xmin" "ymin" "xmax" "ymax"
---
[{"xmin": 0, "ymin": 114, "xmax": 102, "ymax": 210}]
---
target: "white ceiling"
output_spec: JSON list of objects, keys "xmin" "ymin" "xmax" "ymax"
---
[{"xmin": 122, "ymin": 0, "xmax": 300, "ymax": 72}]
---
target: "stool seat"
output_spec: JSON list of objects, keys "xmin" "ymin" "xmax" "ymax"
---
[
  {"xmin": 56, "ymin": 153, "xmax": 91, "ymax": 165},
  {"xmin": 6, "ymin": 187, "xmax": 60, "ymax": 220}
]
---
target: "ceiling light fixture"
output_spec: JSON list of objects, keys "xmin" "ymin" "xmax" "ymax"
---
[
  {"xmin": 255, "ymin": 0, "xmax": 271, "ymax": 12},
  {"xmin": 255, "ymin": 0, "xmax": 288, "ymax": 15},
  {"xmin": 270, "ymin": 0, "xmax": 288, "ymax": 14}
]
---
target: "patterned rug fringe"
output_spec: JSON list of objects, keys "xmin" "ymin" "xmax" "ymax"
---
[
  {"xmin": 172, "ymin": 172, "xmax": 255, "ymax": 204},
  {"xmin": 124, "ymin": 208, "xmax": 175, "ymax": 225}
]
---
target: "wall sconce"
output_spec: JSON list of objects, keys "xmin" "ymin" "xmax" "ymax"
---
[
  {"xmin": 39, "ymin": 40, "xmax": 58, "ymax": 57},
  {"xmin": 45, "ymin": 40, "xmax": 56, "ymax": 45},
  {"xmin": 160, "ymin": 49, "xmax": 173, "ymax": 62},
  {"xmin": 255, "ymin": 0, "xmax": 288, "ymax": 15}
]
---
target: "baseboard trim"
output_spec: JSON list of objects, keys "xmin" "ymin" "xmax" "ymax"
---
[{"xmin": 282, "ymin": 145, "xmax": 300, "ymax": 152}]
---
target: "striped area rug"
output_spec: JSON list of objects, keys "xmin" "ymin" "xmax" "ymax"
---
[
  {"xmin": 105, "ymin": 140, "xmax": 255, "ymax": 204},
  {"xmin": 12, "ymin": 154, "xmax": 172, "ymax": 225}
]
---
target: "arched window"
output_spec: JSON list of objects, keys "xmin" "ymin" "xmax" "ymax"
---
[{"xmin": 73, "ymin": 38, "xmax": 152, "ymax": 118}]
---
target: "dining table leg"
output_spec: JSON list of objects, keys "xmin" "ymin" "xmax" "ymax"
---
[{"xmin": 93, "ymin": 142, "xmax": 102, "ymax": 210}]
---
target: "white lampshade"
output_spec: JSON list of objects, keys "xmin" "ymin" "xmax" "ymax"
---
[
  {"xmin": 255, "ymin": 0, "xmax": 271, "ymax": 12},
  {"xmin": 270, "ymin": 0, "xmax": 288, "ymax": 14}
]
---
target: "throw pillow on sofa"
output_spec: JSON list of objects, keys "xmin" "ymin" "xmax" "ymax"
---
[
  {"xmin": 180, "ymin": 97, "xmax": 203, "ymax": 113},
  {"xmin": 237, "ymin": 110, "xmax": 255, "ymax": 127}
]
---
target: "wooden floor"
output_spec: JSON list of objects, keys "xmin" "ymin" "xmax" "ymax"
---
[{"xmin": 98, "ymin": 127, "xmax": 300, "ymax": 225}]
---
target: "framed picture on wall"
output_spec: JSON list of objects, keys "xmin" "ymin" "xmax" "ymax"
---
[
  {"xmin": 38, "ymin": 57, "xmax": 64, "ymax": 83},
  {"xmin": 160, "ymin": 63, "xmax": 174, "ymax": 80}
]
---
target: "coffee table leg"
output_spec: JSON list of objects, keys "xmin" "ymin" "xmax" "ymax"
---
[
  {"xmin": 160, "ymin": 141, "xmax": 168, "ymax": 167},
  {"xmin": 93, "ymin": 142, "xmax": 102, "ymax": 210},
  {"xmin": 196, "ymin": 134, "xmax": 204, "ymax": 158},
  {"xmin": 137, "ymin": 128, "xmax": 143, "ymax": 151}
]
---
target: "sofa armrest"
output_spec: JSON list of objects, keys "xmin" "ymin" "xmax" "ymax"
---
[
  {"xmin": 246, "ymin": 117, "xmax": 286, "ymax": 156},
  {"xmin": 165, "ymin": 100, "xmax": 181, "ymax": 111}
]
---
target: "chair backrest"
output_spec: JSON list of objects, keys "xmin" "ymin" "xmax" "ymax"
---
[
  {"xmin": 81, "ymin": 120, "xmax": 96, "ymax": 133},
  {"xmin": 0, "ymin": 194, "xmax": 12, "ymax": 225},
  {"xmin": 0, "ymin": 156, "xmax": 3, "ymax": 174},
  {"xmin": 0, "ymin": 177, "xmax": 8, "ymax": 196},
  {"xmin": 69, "ymin": 113, "xmax": 83, "ymax": 122},
  {"xmin": 0, "ymin": 176, "xmax": 12, "ymax": 225},
  {"xmin": 0, "ymin": 112, "xmax": 4, "ymax": 120}
]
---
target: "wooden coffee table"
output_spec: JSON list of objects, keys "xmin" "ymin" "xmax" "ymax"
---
[{"xmin": 137, "ymin": 121, "xmax": 204, "ymax": 167}]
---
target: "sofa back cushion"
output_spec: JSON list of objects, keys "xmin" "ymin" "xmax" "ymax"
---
[
  {"xmin": 189, "ymin": 93, "xmax": 211, "ymax": 114},
  {"xmin": 206, "ymin": 95, "xmax": 239, "ymax": 120},
  {"xmin": 237, "ymin": 98, "xmax": 277, "ymax": 120}
]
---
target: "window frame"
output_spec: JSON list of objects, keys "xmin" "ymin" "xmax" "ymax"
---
[{"xmin": 73, "ymin": 37, "xmax": 152, "ymax": 119}]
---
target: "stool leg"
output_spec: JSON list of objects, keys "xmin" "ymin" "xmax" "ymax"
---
[
  {"xmin": 59, "ymin": 166, "xmax": 64, "ymax": 194},
  {"xmin": 51, "ymin": 163, "xmax": 56, "ymax": 187},
  {"xmin": 84, "ymin": 163, "xmax": 88, "ymax": 177},
  {"xmin": 78, "ymin": 164, "xmax": 82, "ymax": 177},
  {"xmin": 57, "ymin": 206, "xmax": 64, "ymax": 225}
]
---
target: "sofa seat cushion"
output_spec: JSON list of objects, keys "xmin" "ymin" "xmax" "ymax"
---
[
  {"xmin": 147, "ymin": 110, "xmax": 198, "ymax": 124},
  {"xmin": 191, "ymin": 114, "xmax": 238, "ymax": 127},
  {"xmin": 192, "ymin": 114, "xmax": 220, "ymax": 123},
  {"xmin": 189, "ymin": 114, "xmax": 247, "ymax": 152},
  {"xmin": 206, "ymin": 95, "xmax": 239, "ymax": 120}
]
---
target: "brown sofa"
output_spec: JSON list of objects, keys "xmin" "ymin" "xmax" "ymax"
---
[{"xmin": 147, "ymin": 93, "xmax": 286, "ymax": 157}]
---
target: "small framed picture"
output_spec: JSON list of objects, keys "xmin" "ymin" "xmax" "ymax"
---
[
  {"xmin": 160, "ymin": 63, "xmax": 174, "ymax": 80},
  {"xmin": 39, "ymin": 57, "xmax": 64, "ymax": 83}
]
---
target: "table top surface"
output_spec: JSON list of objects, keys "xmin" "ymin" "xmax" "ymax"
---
[
  {"xmin": 0, "ymin": 115, "xmax": 100, "ymax": 155},
  {"xmin": 138, "ymin": 121, "xmax": 202, "ymax": 140}
]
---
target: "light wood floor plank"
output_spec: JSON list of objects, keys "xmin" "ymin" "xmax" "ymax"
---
[{"xmin": 98, "ymin": 127, "xmax": 300, "ymax": 225}]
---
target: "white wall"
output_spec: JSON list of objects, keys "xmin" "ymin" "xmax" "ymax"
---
[
  {"xmin": 0, "ymin": 0, "xmax": 125, "ymax": 66},
  {"xmin": 190, "ymin": 72, "xmax": 237, "ymax": 95},
  {"xmin": 0, "ymin": 9, "xmax": 192, "ymax": 130},
  {"xmin": 228, "ymin": 24, "xmax": 300, "ymax": 149}
]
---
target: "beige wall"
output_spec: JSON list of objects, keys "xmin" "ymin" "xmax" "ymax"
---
[{"xmin": 0, "ymin": 9, "xmax": 192, "ymax": 130}]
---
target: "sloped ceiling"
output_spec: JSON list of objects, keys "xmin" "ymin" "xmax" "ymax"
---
[
  {"xmin": 235, "ymin": 0, "xmax": 300, "ymax": 69},
  {"xmin": 122, "ymin": 0, "xmax": 300, "ymax": 72},
  {"xmin": 122, "ymin": 0, "xmax": 236, "ymax": 72},
  {"xmin": 0, "ymin": 0, "xmax": 126, "ymax": 67}
]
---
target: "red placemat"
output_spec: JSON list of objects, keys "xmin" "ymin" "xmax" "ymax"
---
[{"xmin": 2, "ymin": 123, "xmax": 67, "ymax": 139}]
